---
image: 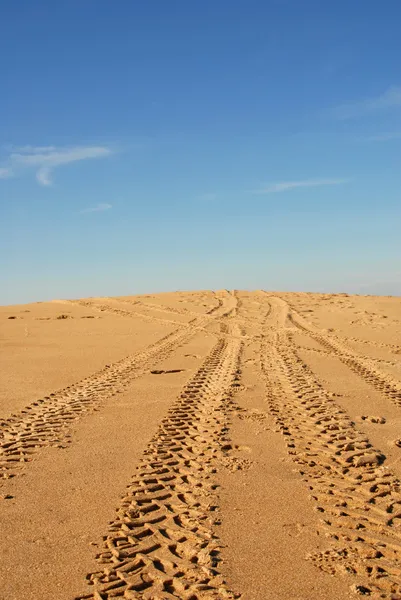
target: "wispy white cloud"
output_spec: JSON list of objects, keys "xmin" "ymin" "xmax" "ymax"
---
[
  {"xmin": 364, "ymin": 132, "xmax": 401, "ymax": 142},
  {"xmin": 80, "ymin": 203, "xmax": 112, "ymax": 214},
  {"xmin": 15, "ymin": 145, "xmax": 57, "ymax": 154},
  {"xmin": 332, "ymin": 86, "xmax": 401, "ymax": 120},
  {"xmin": 36, "ymin": 167, "xmax": 52, "ymax": 186},
  {"xmin": 0, "ymin": 144, "xmax": 113, "ymax": 185},
  {"xmin": 10, "ymin": 145, "xmax": 111, "ymax": 167},
  {"xmin": 253, "ymin": 178, "xmax": 349, "ymax": 194}
]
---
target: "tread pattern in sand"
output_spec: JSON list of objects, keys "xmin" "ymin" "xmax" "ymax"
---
[
  {"xmin": 73, "ymin": 292, "xmax": 224, "ymax": 322},
  {"xmin": 0, "ymin": 297, "xmax": 234, "ymax": 482},
  {"xmin": 335, "ymin": 335, "xmax": 401, "ymax": 355},
  {"xmin": 114, "ymin": 297, "xmax": 218, "ymax": 320},
  {"xmin": 287, "ymin": 309, "xmax": 401, "ymax": 408},
  {"xmin": 64, "ymin": 295, "xmax": 237, "ymax": 342},
  {"xmin": 261, "ymin": 327, "xmax": 401, "ymax": 597},
  {"xmin": 76, "ymin": 327, "xmax": 242, "ymax": 600},
  {"xmin": 67, "ymin": 299, "xmax": 189, "ymax": 328},
  {"xmin": 297, "ymin": 344, "xmax": 401, "ymax": 369}
]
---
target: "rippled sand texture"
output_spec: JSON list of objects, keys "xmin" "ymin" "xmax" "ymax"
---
[{"xmin": 1, "ymin": 290, "xmax": 401, "ymax": 599}]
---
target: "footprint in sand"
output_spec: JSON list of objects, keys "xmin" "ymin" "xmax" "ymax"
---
[
  {"xmin": 150, "ymin": 369, "xmax": 185, "ymax": 375},
  {"xmin": 360, "ymin": 415, "xmax": 386, "ymax": 424}
]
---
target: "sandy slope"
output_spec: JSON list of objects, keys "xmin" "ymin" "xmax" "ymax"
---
[{"xmin": 1, "ymin": 290, "xmax": 401, "ymax": 599}]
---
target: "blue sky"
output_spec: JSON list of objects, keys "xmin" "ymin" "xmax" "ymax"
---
[{"xmin": 1, "ymin": 1, "xmax": 400, "ymax": 304}]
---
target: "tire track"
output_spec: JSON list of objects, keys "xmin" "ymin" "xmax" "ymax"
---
[
  {"xmin": 297, "ymin": 344, "xmax": 401, "ymax": 368},
  {"xmin": 334, "ymin": 335, "xmax": 401, "ymax": 356},
  {"xmin": 114, "ymin": 298, "xmax": 214, "ymax": 321},
  {"xmin": 66, "ymin": 299, "xmax": 188, "ymax": 328},
  {"xmin": 287, "ymin": 308, "xmax": 401, "ymax": 408},
  {"xmin": 0, "ymin": 297, "xmax": 235, "ymax": 482},
  {"xmin": 76, "ymin": 324, "xmax": 243, "ymax": 600},
  {"xmin": 64, "ymin": 293, "xmax": 228, "ymax": 336},
  {"xmin": 260, "ymin": 329, "xmax": 401, "ymax": 598}
]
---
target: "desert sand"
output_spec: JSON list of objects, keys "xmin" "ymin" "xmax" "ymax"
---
[{"xmin": 1, "ymin": 290, "xmax": 401, "ymax": 599}]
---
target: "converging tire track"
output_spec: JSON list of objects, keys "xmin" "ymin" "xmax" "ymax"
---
[
  {"xmin": 76, "ymin": 325, "xmax": 243, "ymax": 600},
  {"xmin": 284, "ymin": 304, "xmax": 401, "ymax": 408},
  {"xmin": 334, "ymin": 335, "xmax": 401, "ymax": 355},
  {"xmin": 65, "ymin": 294, "xmax": 234, "ymax": 341},
  {"xmin": 297, "ymin": 344, "xmax": 401, "ymax": 369},
  {"xmin": 113, "ymin": 297, "xmax": 219, "ymax": 321},
  {"xmin": 66, "ymin": 299, "xmax": 189, "ymax": 328},
  {"xmin": 68, "ymin": 292, "xmax": 225, "ymax": 326},
  {"xmin": 260, "ymin": 327, "xmax": 401, "ymax": 598},
  {"xmin": 0, "ymin": 295, "xmax": 235, "ymax": 483}
]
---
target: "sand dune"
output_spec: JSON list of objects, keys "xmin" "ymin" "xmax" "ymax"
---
[{"xmin": 1, "ymin": 290, "xmax": 401, "ymax": 599}]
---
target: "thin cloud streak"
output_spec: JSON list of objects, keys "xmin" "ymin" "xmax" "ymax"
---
[
  {"xmin": 0, "ymin": 145, "xmax": 113, "ymax": 186},
  {"xmin": 332, "ymin": 86, "xmax": 401, "ymax": 120},
  {"xmin": 253, "ymin": 178, "xmax": 349, "ymax": 194},
  {"xmin": 10, "ymin": 145, "xmax": 111, "ymax": 167},
  {"xmin": 80, "ymin": 203, "xmax": 112, "ymax": 214},
  {"xmin": 14, "ymin": 145, "xmax": 57, "ymax": 154},
  {"xmin": 365, "ymin": 132, "xmax": 401, "ymax": 142}
]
